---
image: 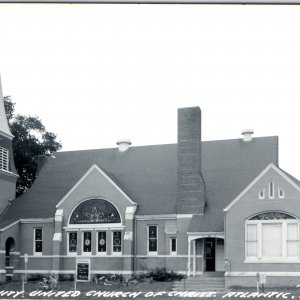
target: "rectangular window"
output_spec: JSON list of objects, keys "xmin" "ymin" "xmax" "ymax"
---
[
  {"xmin": 34, "ymin": 228, "xmax": 43, "ymax": 254},
  {"xmin": 83, "ymin": 232, "xmax": 92, "ymax": 253},
  {"xmin": 112, "ymin": 231, "xmax": 122, "ymax": 253},
  {"xmin": 148, "ymin": 225, "xmax": 158, "ymax": 253},
  {"xmin": 98, "ymin": 231, "xmax": 107, "ymax": 253},
  {"xmin": 287, "ymin": 224, "xmax": 298, "ymax": 257},
  {"xmin": 0, "ymin": 147, "xmax": 9, "ymax": 171},
  {"xmin": 68, "ymin": 232, "xmax": 77, "ymax": 253},
  {"xmin": 170, "ymin": 238, "xmax": 177, "ymax": 254},
  {"xmin": 262, "ymin": 224, "xmax": 282, "ymax": 257},
  {"xmin": 246, "ymin": 224, "xmax": 257, "ymax": 256}
]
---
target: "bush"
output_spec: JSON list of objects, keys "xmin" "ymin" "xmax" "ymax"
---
[{"xmin": 149, "ymin": 268, "xmax": 184, "ymax": 282}]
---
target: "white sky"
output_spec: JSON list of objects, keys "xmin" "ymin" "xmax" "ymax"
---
[{"xmin": 0, "ymin": 4, "xmax": 300, "ymax": 178}]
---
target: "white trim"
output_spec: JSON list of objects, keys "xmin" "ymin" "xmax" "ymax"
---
[
  {"xmin": 111, "ymin": 230, "xmax": 122, "ymax": 255},
  {"xmin": 33, "ymin": 228, "xmax": 43, "ymax": 255},
  {"xmin": 176, "ymin": 214, "xmax": 194, "ymax": 219},
  {"xmin": 20, "ymin": 218, "xmax": 53, "ymax": 224},
  {"xmin": 136, "ymin": 214, "xmax": 176, "ymax": 220},
  {"xmin": 278, "ymin": 186, "xmax": 285, "ymax": 199},
  {"xmin": 170, "ymin": 237, "xmax": 177, "ymax": 255},
  {"xmin": 55, "ymin": 209, "xmax": 64, "ymax": 222},
  {"xmin": 187, "ymin": 232, "xmax": 224, "ymax": 240},
  {"xmin": 18, "ymin": 254, "xmax": 201, "ymax": 258},
  {"xmin": 97, "ymin": 230, "xmax": 107, "ymax": 255},
  {"xmin": 224, "ymin": 163, "xmax": 300, "ymax": 212},
  {"xmin": 67, "ymin": 196, "xmax": 124, "ymax": 227},
  {"xmin": 82, "ymin": 231, "xmax": 92, "ymax": 255},
  {"xmin": 244, "ymin": 259, "xmax": 300, "ymax": 263},
  {"xmin": 269, "ymin": 181, "xmax": 275, "ymax": 199},
  {"xmin": 245, "ymin": 218, "xmax": 300, "ymax": 261},
  {"xmin": 226, "ymin": 271, "xmax": 300, "ymax": 277},
  {"xmin": 56, "ymin": 164, "xmax": 137, "ymax": 208},
  {"xmin": 10, "ymin": 251, "xmax": 20, "ymax": 255},
  {"xmin": 65, "ymin": 223, "xmax": 124, "ymax": 230},
  {"xmin": 67, "ymin": 231, "xmax": 78, "ymax": 255},
  {"xmin": 259, "ymin": 188, "xmax": 265, "ymax": 200},
  {"xmin": 147, "ymin": 225, "xmax": 158, "ymax": 255},
  {"xmin": 53, "ymin": 233, "xmax": 62, "ymax": 242},
  {"xmin": 0, "ymin": 220, "xmax": 20, "ymax": 232}
]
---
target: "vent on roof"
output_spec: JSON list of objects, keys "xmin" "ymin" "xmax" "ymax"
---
[
  {"xmin": 116, "ymin": 139, "xmax": 131, "ymax": 152},
  {"xmin": 241, "ymin": 129, "xmax": 254, "ymax": 142}
]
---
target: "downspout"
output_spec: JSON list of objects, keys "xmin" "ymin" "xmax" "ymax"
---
[{"xmin": 134, "ymin": 216, "xmax": 137, "ymax": 272}]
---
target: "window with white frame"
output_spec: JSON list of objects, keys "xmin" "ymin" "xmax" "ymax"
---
[
  {"xmin": 98, "ymin": 231, "xmax": 107, "ymax": 253},
  {"xmin": 34, "ymin": 228, "xmax": 43, "ymax": 254},
  {"xmin": 0, "ymin": 146, "xmax": 9, "ymax": 171},
  {"xmin": 83, "ymin": 232, "xmax": 92, "ymax": 253},
  {"xmin": 148, "ymin": 225, "xmax": 158, "ymax": 254},
  {"xmin": 259, "ymin": 189, "xmax": 265, "ymax": 199},
  {"xmin": 170, "ymin": 238, "xmax": 177, "ymax": 255},
  {"xmin": 245, "ymin": 212, "xmax": 299, "ymax": 260},
  {"xmin": 68, "ymin": 232, "xmax": 77, "ymax": 253},
  {"xmin": 112, "ymin": 231, "xmax": 122, "ymax": 254},
  {"xmin": 278, "ymin": 187, "xmax": 285, "ymax": 199},
  {"xmin": 269, "ymin": 182, "xmax": 274, "ymax": 198}
]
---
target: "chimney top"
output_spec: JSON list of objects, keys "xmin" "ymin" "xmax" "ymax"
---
[
  {"xmin": 241, "ymin": 129, "xmax": 254, "ymax": 142},
  {"xmin": 116, "ymin": 139, "xmax": 131, "ymax": 152}
]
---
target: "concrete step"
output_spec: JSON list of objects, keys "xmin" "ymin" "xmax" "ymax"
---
[{"xmin": 173, "ymin": 275, "xmax": 225, "ymax": 292}]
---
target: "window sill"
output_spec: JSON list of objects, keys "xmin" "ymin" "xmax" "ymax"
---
[
  {"xmin": 245, "ymin": 259, "xmax": 300, "ymax": 263},
  {"xmin": 147, "ymin": 252, "xmax": 158, "ymax": 256},
  {"xmin": 33, "ymin": 253, "xmax": 43, "ymax": 256},
  {"xmin": 111, "ymin": 253, "xmax": 122, "ymax": 256}
]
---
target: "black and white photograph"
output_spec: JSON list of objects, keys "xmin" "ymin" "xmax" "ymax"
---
[{"xmin": 1, "ymin": 3, "xmax": 300, "ymax": 299}]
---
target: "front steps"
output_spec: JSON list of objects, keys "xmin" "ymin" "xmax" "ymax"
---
[{"xmin": 173, "ymin": 272, "xmax": 226, "ymax": 292}]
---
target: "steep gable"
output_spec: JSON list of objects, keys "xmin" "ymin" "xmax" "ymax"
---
[{"xmin": 224, "ymin": 163, "xmax": 300, "ymax": 212}]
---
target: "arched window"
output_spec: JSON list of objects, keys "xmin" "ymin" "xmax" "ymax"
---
[
  {"xmin": 246, "ymin": 212, "xmax": 299, "ymax": 260},
  {"xmin": 70, "ymin": 199, "xmax": 121, "ymax": 224}
]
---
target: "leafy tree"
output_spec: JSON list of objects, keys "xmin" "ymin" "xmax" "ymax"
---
[{"xmin": 4, "ymin": 96, "xmax": 62, "ymax": 196}]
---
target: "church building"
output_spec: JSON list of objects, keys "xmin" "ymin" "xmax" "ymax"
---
[{"xmin": 1, "ymin": 79, "xmax": 300, "ymax": 288}]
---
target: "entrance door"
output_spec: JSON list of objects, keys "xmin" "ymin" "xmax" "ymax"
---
[{"xmin": 205, "ymin": 238, "xmax": 215, "ymax": 271}]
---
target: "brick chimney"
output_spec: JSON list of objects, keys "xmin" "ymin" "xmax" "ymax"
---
[{"xmin": 176, "ymin": 107, "xmax": 206, "ymax": 214}]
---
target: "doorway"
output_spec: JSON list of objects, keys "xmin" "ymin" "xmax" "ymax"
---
[
  {"xmin": 205, "ymin": 238, "xmax": 215, "ymax": 271},
  {"xmin": 5, "ymin": 237, "xmax": 15, "ymax": 267}
]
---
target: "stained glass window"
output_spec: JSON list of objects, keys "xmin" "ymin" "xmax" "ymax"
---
[
  {"xmin": 34, "ymin": 228, "xmax": 43, "ymax": 253},
  {"xmin": 69, "ymin": 232, "xmax": 77, "ymax": 253},
  {"xmin": 98, "ymin": 232, "xmax": 106, "ymax": 253},
  {"xmin": 83, "ymin": 232, "xmax": 92, "ymax": 252},
  {"xmin": 70, "ymin": 199, "xmax": 121, "ymax": 224},
  {"xmin": 250, "ymin": 212, "xmax": 295, "ymax": 220},
  {"xmin": 148, "ymin": 225, "xmax": 157, "ymax": 253},
  {"xmin": 113, "ymin": 231, "xmax": 122, "ymax": 253}
]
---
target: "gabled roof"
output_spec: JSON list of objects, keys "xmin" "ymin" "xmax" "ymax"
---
[{"xmin": 0, "ymin": 136, "xmax": 279, "ymax": 230}]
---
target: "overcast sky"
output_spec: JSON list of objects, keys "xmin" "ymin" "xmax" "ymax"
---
[{"xmin": 0, "ymin": 4, "xmax": 300, "ymax": 178}]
